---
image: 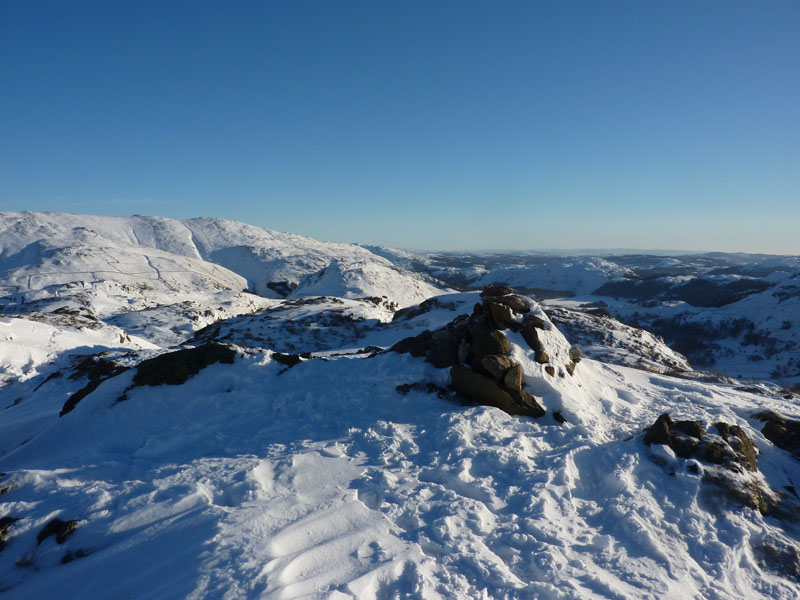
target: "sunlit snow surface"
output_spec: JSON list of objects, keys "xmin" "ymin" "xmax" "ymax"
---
[
  {"xmin": 2, "ymin": 212, "xmax": 800, "ymax": 598},
  {"xmin": 2, "ymin": 293, "xmax": 800, "ymax": 599}
]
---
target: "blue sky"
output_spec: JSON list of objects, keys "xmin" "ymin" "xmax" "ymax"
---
[{"xmin": 2, "ymin": 1, "xmax": 798, "ymax": 252}]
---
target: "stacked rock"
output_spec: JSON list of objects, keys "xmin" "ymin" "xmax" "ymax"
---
[{"xmin": 391, "ymin": 285, "xmax": 548, "ymax": 418}]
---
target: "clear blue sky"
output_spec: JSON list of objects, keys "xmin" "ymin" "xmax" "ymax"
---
[{"xmin": 2, "ymin": 1, "xmax": 799, "ymax": 252}]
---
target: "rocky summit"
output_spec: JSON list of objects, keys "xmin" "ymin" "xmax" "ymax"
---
[{"xmin": 1, "ymin": 212, "xmax": 800, "ymax": 599}]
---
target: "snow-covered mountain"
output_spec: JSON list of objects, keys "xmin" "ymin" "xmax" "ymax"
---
[
  {"xmin": 0, "ymin": 211, "xmax": 446, "ymax": 369},
  {"xmin": 0, "ymin": 212, "xmax": 445, "ymax": 304},
  {"xmin": 2, "ymin": 213, "xmax": 800, "ymax": 599},
  {"xmin": 372, "ymin": 247, "xmax": 800, "ymax": 388},
  {"xmin": 290, "ymin": 259, "xmax": 442, "ymax": 308}
]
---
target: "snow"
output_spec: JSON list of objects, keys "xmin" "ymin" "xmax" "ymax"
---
[
  {"xmin": 0, "ymin": 212, "xmax": 446, "ymax": 306},
  {"xmin": 0, "ymin": 315, "xmax": 157, "ymax": 386},
  {"xmin": 471, "ymin": 257, "xmax": 633, "ymax": 295},
  {"xmin": 2, "ymin": 292, "xmax": 800, "ymax": 598},
  {"xmin": 1, "ymin": 212, "xmax": 800, "ymax": 598},
  {"xmin": 290, "ymin": 259, "xmax": 443, "ymax": 308}
]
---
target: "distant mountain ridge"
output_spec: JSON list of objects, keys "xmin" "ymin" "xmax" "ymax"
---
[{"xmin": 0, "ymin": 212, "xmax": 444, "ymax": 307}]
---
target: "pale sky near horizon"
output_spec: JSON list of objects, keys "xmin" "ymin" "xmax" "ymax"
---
[{"xmin": 2, "ymin": 1, "xmax": 799, "ymax": 253}]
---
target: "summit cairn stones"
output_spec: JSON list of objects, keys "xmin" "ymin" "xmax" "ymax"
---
[{"xmin": 392, "ymin": 285, "xmax": 547, "ymax": 418}]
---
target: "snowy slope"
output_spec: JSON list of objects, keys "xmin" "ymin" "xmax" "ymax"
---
[
  {"xmin": 289, "ymin": 259, "xmax": 443, "ymax": 308},
  {"xmin": 545, "ymin": 303, "xmax": 692, "ymax": 374},
  {"xmin": 0, "ymin": 312, "xmax": 157, "ymax": 386},
  {"xmin": 0, "ymin": 212, "xmax": 445, "ymax": 304},
  {"xmin": 0, "ymin": 211, "xmax": 446, "ymax": 357},
  {"xmin": 605, "ymin": 273, "xmax": 800, "ymax": 387},
  {"xmin": 472, "ymin": 256, "xmax": 634, "ymax": 296},
  {"xmin": 2, "ymin": 290, "xmax": 800, "ymax": 598},
  {"xmin": 2, "ymin": 214, "xmax": 800, "ymax": 598}
]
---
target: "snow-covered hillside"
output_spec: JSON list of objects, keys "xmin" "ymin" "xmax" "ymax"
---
[
  {"xmin": 0, "ymin": 211, "xmax": 445, "ymax": 366},
  {"xmin": 2, "ymin": 282, "xmax": 800, "ymax": 598},
  {"xmin": 544, "ymin": 303, "xmax": 692, "ymax": 374},
  {"xmin": 372, "ymin": 247, "xmax": 800, "ymax": 389},
  {"xmin": 290, "ymin": 259, "xmax": 442, "ymax": 308},
  {"xmin": 0, "ymin": 212, "xmax": 444, "ymax": 305},
  {"xmin": 2, "ymin": 213, "xmax": 800, "ymax": 599},
  {"xmin": 471, "ymin": 256, "xmax": 634, "ymax": 296}
]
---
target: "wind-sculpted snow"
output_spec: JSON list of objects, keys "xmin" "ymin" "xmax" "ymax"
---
[
  {"xmin": 2, "ymin": 289, "xmax": 800, "ymax": 598},
  {"xmin": 3, "ymin": 212, "xmax": 800, "ymax": 597}
]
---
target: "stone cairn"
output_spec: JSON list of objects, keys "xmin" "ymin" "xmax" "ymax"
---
[{"xmin": 391, "ymin": 285, "xmax": 576, "ymax": 418}]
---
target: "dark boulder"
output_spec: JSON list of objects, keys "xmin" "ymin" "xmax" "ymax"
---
[
  {"xmin": 503, "ymin": 364, "xmax": 523, "ymax": 391},
  {"xmin": 390, "ymin": 330, "xmax": 433, "ymax": 358},
  {"xmin": 521, "ymin": 321, "xmax": 544, "ymax": 352},
  {"xmin": 450, "ymin": 366, "xmax": 544, "ymax": 418},
  {"xmin": 480, "ymin": 285, "xmax": 515, "ymax": 298},
  {"xmin": 0, "ymin": 516, "xmax": 19, "ymax": 550},
  {"xmin": 644, "ymin": 413, "xmax": 674, "ymax": 446},
  {"xmin": 507, "ymin": 388, "xmax": 546, "ymax": 418},
  {"xmin": 534, "ymin": 351, "xmax": 550, "ymax": 364},
  {"xmin": 392, "ymin": 298, "xmax": 456, "ymax": 322},
  {"xmin": 469, "ymin": 322, "xmax": 511, "ymax": 358},
  {"xmin": 645, "ymin": 414, "xmax": 754, "ymax": 469},
  {"xmin": 484, "ymin": 301, "xmax": 520, "ymax": 331},
  {"xmin": 753, "ymin": 411, "xmax": 800, "ymax": 458},
  {"xmin": 428, "ymin": 326, "xmax": 468, "ymax": 368},
  {"xmin": 522, "ymin": 314, "xmax": 547, "ymax": 330},
  {"xmin": 37, "ymin": 518, "xmax": 78, "ymax": 545},
  {"xmin": 644, "ymin": 413, "xmax": 771, "ymax": 513},
  {"xmin": 713, "ymin": 422, "xmax": 758, "ymax": 471},
  {"xmin": 674, "ymin": 420, "xmax": 706, "ymax": 439},
  {"xmin": 133, "ymin": 344, "xmax": 237, "ymax": 387},
  {"xmin": 568, "ymin": 345, "xmax": 582, "ymax": 363},
  {"xmin": 273, "ymin": 352, "xmax": 303, "ymax": 368},
  {"xmin": 495, "ymin": 294, "xmax": 531, "ymax": 314},
  {"xmin": 477, "ymin": 355, "xmax": 517, "ymax": 382}
]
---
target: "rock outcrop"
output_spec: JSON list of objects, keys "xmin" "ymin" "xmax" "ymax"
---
[
  {"xmin": 754, "ymin": 411, "xmax": 800, "ymax": 459},
  {"xmin": 392, "ymin": 286, "xmax": 549, "ymax": 418},
  {"xmin": 37, "ymin": 518, "xmax": 79, "ymax": 545},
  {"xmin": 644, "ymin": 413, "xmax": 774, "ymax": 514},
  {"xmin": 132, "ymin": 343, "xmax": 237, "ymax": 387}
]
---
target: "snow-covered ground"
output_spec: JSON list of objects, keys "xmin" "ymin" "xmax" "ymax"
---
[
  {"xmin": 1, "ymin": 289, "xmax": 800, "ymax": 598},
  {"xmin": 2, "ymin": 212, "xmax": 800, "ymax": 598}
]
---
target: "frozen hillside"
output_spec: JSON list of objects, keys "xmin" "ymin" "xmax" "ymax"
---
[
  {"xmin": 0, "ymin": 211, "xmax": 445, "ymax": 356},
  {"xmin": 0, "ymin": 212, "xmax": 444, "ymax": 304},
  {"xmin": 2, "ymin": 213, "xmax": 800, "ymax": 598},
  {"xmin": 371, "ymin": 247, "xmax": 800, "ymax": 389},
  {"xmin": 290, "ymin": 259, "xmax": 442, "ymax": 308},
  {"xmin": 544, "ymin": 303, "xmax": 692, "ymax": 374},
  {"xmin": 2, "ymin": 285, "xmax": 800, "ymax": 598},
  {"xmin": 606, "ymin": 273, "xmax": 800, "ymax": 387},
  {"xmin": 471, "ymin": 256, "xmax": 634, "ymax": 296}
]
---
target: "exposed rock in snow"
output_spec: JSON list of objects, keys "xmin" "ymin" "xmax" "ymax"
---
[
  {"xmin": 3, "ymin": 213, "xmax": 800, "ymax": 598},
  {"xmin": 545, "ymin": 304, "xmax": 692, "ymax": 374}
]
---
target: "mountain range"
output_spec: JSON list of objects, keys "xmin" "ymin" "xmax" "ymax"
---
[{"xmin": 1, "ymin": 212, "xmax": 799, "ymax": 599}]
